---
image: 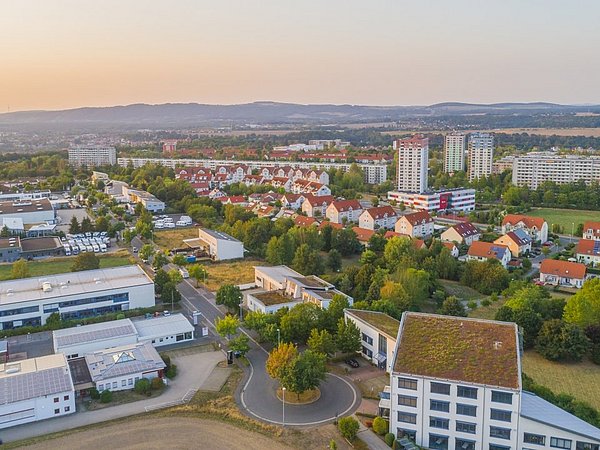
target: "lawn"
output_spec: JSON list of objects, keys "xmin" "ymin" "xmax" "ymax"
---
[
  {"xmin": 468, "ymin": 297, "xmax": 506, "ymax": 320},
  {"xmin": 153, "ymin": 228, "xmax": 200, "ymax": 251},
  {"xmin": 0, "ymin": 251, "xmax": 133, "ymax": 281},
  {"xmin": 522, "ymin": 351, "xmax": 600, "ymax": 410},
  {"xmin": 527, "ymin": 207, "xmax": 600, "ymax": 233},
  {"xmin": 438, "ymin": 280, "xmax": 487, "ymax": 302},
  {"xmin": 203, "ymin": 258, "xmax": 265, "ymax": 292}
]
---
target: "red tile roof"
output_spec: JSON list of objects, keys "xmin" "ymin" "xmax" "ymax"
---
[
  {"xmin": 450, "ymin": 222, "xmax": 480, "ymax": 238},
  {"xmin": 294, "ymin": 216, "xmax": 318, "ymax": 227},
  {"xmin": 303, "ymin": 195, "xmax": 334, "ymax": 207},
  {"xmin": 319, "ymin": 221, "xmax": 343, "ymax": 230},
  {"xmin": 502, "ymin": 214, "xmax": 546, "ymax": 230},
  {"xmin": 330, "ymin": 199, "xmax": 362, "ymax": 213},
  {"xmin": 540, "ymin": 259, "xmax": 586, "ymax": 279},
  {"xmin": 352, "ymin": 227, "xmax": 375, "ymax": 242},
  {"xmin": 583, "ymin": 221, "xmax": 600, "ymax": 239},
  {"xmin": 363, "ymin": 206, "xmax": 397, "ymax": 220},
  {"xmin": 468, "ymin": 241, "xmax": 508, "ymax": 260},
  {"xmin": 401, "ymin": 211, "xmax": 433, "ymax": 226},
  {"xmin": 576, "ymin": 239, "xmax": 600, "ymax": 257},
  {"xmin": 384, "ymin": 231, "xmax": 410, "ymax": 239}
]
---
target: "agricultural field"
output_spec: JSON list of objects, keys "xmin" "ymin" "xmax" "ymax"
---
[
  {"xmin": 527, "ymin": 208, "xmax": 600, "ymax": 233},
  {"xmin": 0, "ymin": 251, "xmax": 133, "ymax": 281},
  {"xmin": 522, "ymin": 351, "xmax": 600, "ymax": 410}
]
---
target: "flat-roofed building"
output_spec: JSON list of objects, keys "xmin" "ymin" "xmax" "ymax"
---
[
  {"xmin": 0, "ymin": 265, "xmax": 154, "ymax": 331},
  {"xmin": 69, "ymin": 145, "xmax": 117, "ymax": 167},
  {"xmin": 195, "ymin": 228, "xmax": 244, "ymax": 261},
  {"xmin": 444, "ymin": 133, "xmax": 466, "ymax": 174},
  {"xmin": 0, "ymin": 353, "xmax": 75, "ymax": 429},
  {"xmin": 387, "ymin": 188, "xmax": 476, "ymax": 213},
  {"xmin": 468, "ymin": 132, "xmax": 494, "ymax": 181},
  {"xmin": 0, "ymin": 198, "xmax": 55, "ymax": 225},
  {"xmin": 254, "ymin": 265, "xmax": 303, "ymax": 291},
  {"xmin": 344, "ymin": 309, "xmax": 400, "ymax": 372},
  {"xmin": 133, "ymin": 314, "xmax": 194, "ymax": 347},
  {"xmin": 512, "ymin": 153, "xmax": 600, "ymax": 189},
  {"xmin": 394, "ymin": 135, "xmax": 429, "ymax": 194},
  {"xmin": 246, "ymin": 290, "xmax": 302, "ymax": 314},
  {"xmin": 124, "ymin": 187, "xmax": 165, "ymax": 213}
]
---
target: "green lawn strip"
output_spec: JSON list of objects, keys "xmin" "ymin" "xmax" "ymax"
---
[{"xmin": 527, "ymin": 208, "xmax": 600, "ymax": 232}]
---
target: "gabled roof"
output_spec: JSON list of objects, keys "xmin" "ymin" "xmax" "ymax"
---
[
  {"xmin": 442, "ymin": 241, "xmax": 457, "ymax": 251},
  {"xmin": 330, "ymin": 199, "xmax": 362, "ymax": 213},
  {"xmin": 393, "ymin": 313, "xmax": 520, "ymax": 389},
  {"xmin": 319, "ymin": 221, "xmax": 343, "ymax": 230},
  {"xmin": 496, "ymin": 229, "xmax": 532, "ymax": 247},
  {"xmin": 576, "ymin": 239, "xmax": 600, "ymax": 257},
  {"xmin": 449, "ymin": 221, "xmax": 480, "ymax": 238},
  {"xmin": 468, "ymin": 241, "xmax": 509, "ymax": 261},
  {"xmin": 384, "ymin": 231, "xmax": 410, "ymax": 239},
  {"xmin": 282, "ymin": 193, "xmax": 305, "ymax": 203},
  {"xmin": 401, "ymin": 211, "xmax": 433, "ymax": 226},
  {"xmin": 362, "ymin": 206, "xmax": 397, "ymax": 220},
  {"xmin": 540, "ymin": 259, "xmax": 587, "ymax": 279},
  {"xmin": 352, "ymin": 226, "xmax": 375, "ymax": 242},
  {"xmin": 502, "ymin": 214, "xmax": 546, "ymax": 229},
  {"xmin": 584, "ymin": 221, "xmax": 600, "ymax": 238},
  {"xmin": 294, "ymin": 216, "xmax": 318, "ymax": 227},
  {"xmin": 303, "ymin": 195, "xmax": 334, "ymax": 207}
]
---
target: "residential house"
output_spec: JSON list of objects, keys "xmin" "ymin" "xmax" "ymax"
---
[
  {"xmin": 467, "ymin": 241, "xmax": 511, "ymax": 268},
  {"xmin": 395, "ymin": 211, "xmax": 434, "ymax": 238},
  {"xmin": 359, "ymin": 206, "xmax": 398, "ymax": 230},
  {"xmin": 281, "ymin": 193, "xmax": 306, "ymax": 210},
  {"xmin": 326, "ymin": 200, "xmax": 363, "ymax": 224},
  {"xmin": 576, "ymin": 239, "xmax": 600, "ymax": 266},
  {"xmin": 441, "ymin": 241, "xmax": 460, "ymax": 258},
  {"xmin": 302, "ymin": 195, "xmax": 334, "ymax": 217},
  {"xmin": 494, "ymin": 229, "xmax": 533, "ymax": 258},
  {"xmin": 219, "ymin": 196, "xmax": 248, "ymax": 207},
  {"xmin": 352, "ymin": 226, "xmax": 375, "ymax": 246},
  {"xmin": 502, "ymin": 214, "xmax": 548, "ymax": 244},
  {"xmin": 540, "ymin": 259, "xmax": 587, "ymax": 288},
  {"xmin": 291, "ymin": 180, "xmax": 331, "ymax": 196},
  {"xmin": 441, "ymin": 222, "xmax": 481, "ymax": 246},
  {"xmin": 270, "ymin": 177, "xmax": 293, "ymax": 191},
  {"xmin": 583, "ymin": 221, "xmax": 600, "ymax": 241},
  {"xmin": 294, "ymin": 216, "xmax": 318, "ymax": 228}
]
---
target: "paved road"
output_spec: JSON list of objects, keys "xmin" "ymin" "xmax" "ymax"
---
[{"xmin": 175, "ymin": 279, "xmax": 360, "ymax": 426}]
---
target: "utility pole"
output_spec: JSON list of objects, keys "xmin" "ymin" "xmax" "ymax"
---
[{"xmin": 282, "ymin": 387, "xmax": 286, "ymax": 427}]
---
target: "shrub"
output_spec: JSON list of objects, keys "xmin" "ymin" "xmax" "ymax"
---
[
  {"xmin": 338, "ymin": 416, "xmax": 359, "ymax": 441},
  {"xmin": 372, "ymin": 416, "xmax": 388, "ymax": 435},
  {"xmin": 365, "ymin": 420, "xmax": 373, "ymax": 428},
  {"xmin": 89, "ymin": 387, "xmax": 100, "ymax": 400},
  {"xmin": 385, "ymin": 433, "xmax": 395, "ymax": 447},
  {"xmin": 151, "ymin": 377, "xmax": 165, "ymax": 390},
  {"xmin": 100, "ymin": 389, "xmax": 112, "ymax": 403},
  {"xmin": 166, "ymin": 364, "xmax": 178, "ymax": 379},
  {"xmin": 134, "ymin": 378, "xmax": 151, "ymax": 395},
  {"xmin": 481, "ymin": 299, "xmax": 491, "ymax": 307},
  {"xmin": 329, "ymin": 440, "xmax": 337, "ymax": 450},
  {"xmin": 467, "ymin": 300, "xmax": 477, "ymax": 310}
]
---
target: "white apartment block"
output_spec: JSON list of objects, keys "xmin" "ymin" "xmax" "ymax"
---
[
  {"xmin": 117, "ymin": 157, "xmax": 388, "ymax": 185},
  {"xmin": 444, "ymin": 133, "xmax": 466, "ymax": 174},
  {"xmin": 512, "ymin": 153, "xmax": 600, "ymax": 189},
  {"xmin": 387, "ymin": 188, "xmax": 476, "ymax": 213},
  {"xmin": 388, "ymin": 312, "xmax": 600, "ymax": 450},
  {"xmin": 395, "ymin": 136, "xmax": 429, "ymax": 193},
  {"xmin": 468, "ymin": 133, "xmax": 494, "ymax": 181},
  {"xmin": 68, "ymin": 145, "xmax": 117, "ymax": 167}
]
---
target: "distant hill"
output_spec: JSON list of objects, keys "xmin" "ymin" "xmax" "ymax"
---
[{"xmin": 1, "ymin": 101, "xmax": 599, "ymax": 130}]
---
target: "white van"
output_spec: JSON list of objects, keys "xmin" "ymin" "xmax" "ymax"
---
[
  {"xmin": 179, "ymin": 268, "xmax": 189, "ymax": 279},
  {"xmin": 165, "ymin": 222, "xmax": 175, "ymax": 229},
  {"xmin": 176, "ymin": 220, "xmax": 187, "ymax": 227},
  {"xmin": 63, "ymin": 245, "xmax": 71, "ymax": 256}
]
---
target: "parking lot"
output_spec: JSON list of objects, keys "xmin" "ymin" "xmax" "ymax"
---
[
  {"xmin": 55, "ymin": 208, "xmax": 92, "ymax": 234},
  {"xmin": 152, "ymin": 213, "xmax": 193, "ymax": 230}
]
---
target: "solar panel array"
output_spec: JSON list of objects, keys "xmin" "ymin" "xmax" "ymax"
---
[
  {"xmin": 87, "ymin": 343, "xmax": 165, "ymax": 381},
  {"xmin": 0, "ymin": 367, "xmax": 72, "ymax": 405},
  {"xmin": 55, "ymin": 323, "xmax": 137, "ymax": 347}
]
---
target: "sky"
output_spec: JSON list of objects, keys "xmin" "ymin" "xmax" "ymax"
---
[{"xmin": 1, "ymin": 0, "xmax": 600, "ymax": 111}]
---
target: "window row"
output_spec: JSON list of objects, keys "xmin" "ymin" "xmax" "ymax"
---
[{"xmin": 396, "ymin": 377, "xmax": 513, "ymax": 405}]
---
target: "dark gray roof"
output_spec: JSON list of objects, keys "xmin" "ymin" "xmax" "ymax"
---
[
  {"xmin": 199, "ymin": 228, "xmax": 241, "ymax": 243},
  {"xmin": 521, "ymin": 391, "xmax": 600, "ymax": 441},
  {"xmin": 53, "ymin": 319, "xmax": 137, "ymax": 348}
]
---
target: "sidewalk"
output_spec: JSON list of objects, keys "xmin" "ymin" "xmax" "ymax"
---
[
  {"xmin": 2, "ymin": 350, "xmax": 224, "ymax": 443},
  {"xmin": 356, "ymin": 419, "xmax": 389, "ymax": 450}
]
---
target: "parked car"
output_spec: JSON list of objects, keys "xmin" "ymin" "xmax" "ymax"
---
[{"xmin": 344, "ymin": 358, "xmax": 360, "ymax": 368}]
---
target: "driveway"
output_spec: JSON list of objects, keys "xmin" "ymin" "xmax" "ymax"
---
[{"xmin": 1, "ymin": 350, "xmax": 224, "ymax": 443}]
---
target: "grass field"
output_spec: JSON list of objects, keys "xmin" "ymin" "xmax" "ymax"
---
[
  {"xmin": 522, "ymin": 351, "xmax": 600, "ymax": 410},
  {"xmin": 527, "ymin": 207, "xmax": 600, "ymax": 232},
  {"xmin": 203, "ymin": 258, "xmax": 265, "ymax": 291},
  {"xmin": 0, "ymin": 250, "xmax": 133, "ymax": 281},
  {"xmin": 438, "ymin": 280, "xmax": 487, "ymax": 302},
  {"xmin": 153, "ymin": 228, "xmax": 200, "ymax": 251}
]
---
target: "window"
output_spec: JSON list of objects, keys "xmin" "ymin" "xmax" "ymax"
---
[
  {"xmin": 128, "ymin": 378, "xmax": 133, "ymax": 386},
  {"xmin": 54, "ymin": 409, "xmax": 60, "ymax": 414},
  {"xmin": 576, "ymin": 442, "xmax": 599, "ymax": 450},
  {"xmin": 456, "ymin": 439, "xmax": 475, "ymax": 450},
  {"xmin": 64, "ymin": 395, "xmax": 69, "ymax": 401},
  {"xmin": 551, "ymin": 438, "xmax": 572, "ymax": 449},
  {"xmin": 430, "ymin": 400, "xmax": 450, "ymax": 413},
  {"xmin": 490, "ymin": 426, "xmax": 511, "ymax": 440},
  {"xmin": 65, "ymin": 406, "xmax": 70, "ymax": 412},
  {"xmin": 397, "ymin": 377, "xmax": 417, "ymax": 390},
  {"xmin": 429, "ymin": 434, "xmax": 449, "ymax": 450},
  {"xmin": 457, "ymin": 386, "xmax": 478, "ymax": 399},
  {"xmin": 524, "ymin": 433, "xmax": 546, "ymax": 446},
  {"xmin": 397, "ymin": 428, "xmax": 416, "ymax": 441},
  {"xmin": 112, "ymin": 381, "xmax": 117, "ymax": 389},
  {"xmin": 491, "ymin": 391, "xmax": 512, "ymax": 404},
  {"xmin": 398, "ymin": 395, "xmax": 417, "ymax": 407},
  {"xmin": 489, "ymin": 445, "xmax": 510, "ymax": 450},
  {"xmin": 362, "ymin": 333, "xmax": 373, "ymax": 345},
  {"xmin": 456, "ymin": 421, "xmax": 476, "ymax": 434},
  {"xmin": 362, "ymin": 346, "xmax": 373, "ymax": 358},
  {"xmin": 431, "ymin": 382, "xmax": 451, "ymax": 395},
  {"xmin": 490, "ymin": 409, "xmax": 511, "ymax": 422},
  {"xmin": 456, "ymin": 403, "xmax": 477, "ymax": 417},
  {"xmin": 98, "ymin": 384, "xmax": 104, "ymax": 391},
  {"xmin": 122, "ymin": 380, "xmax": 127, "ymax": 387},
  {"xmin": 430, "ymin": 417, "xmax": 449, "ymax": 430},
  {"xmin": 397, "ymin": 412, "xmax": 417, "ymax": 424},
  {"xmin": 54, "ymin": 397, "xmax": 59, "ymax": 403}
]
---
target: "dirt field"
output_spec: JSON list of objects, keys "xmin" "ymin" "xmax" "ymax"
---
[
  {"xmin": 19, "ymin": 417, "xmax": 292, "ymax": 450},
  {"xmin": 204, "ymin": 258, "xmax": 264, "ymax": 291}
]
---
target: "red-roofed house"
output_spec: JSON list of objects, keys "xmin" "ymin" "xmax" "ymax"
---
[
  {"xmin": 291, "ymin": 179, "xmax": 331, "ymax": 196},
  {"xmin": 326, "ymin": 200, "xmax": 363, "ymax": 224},
  {"xmin": 441, "ymin": 222, "xmax": 481, "ymax": 246},
  {"xmin": 302, "ymin": 195, "xmax": 334, "ymax": 217},
  {"xmin": 281, "ymin": 193, "xmax": 306, "ymax": 210},
  {"xmin": 395, "ymin": 211, "xmax": 434, "ymax": 238},
  {"xmin": 294, "ymin": 216, "xmax": 318, "ymax": 228},
  {"xmin": 352, "ymin": 227, "xmax": 375, "ymax": 246},
  {"xmin": 540, "ymin": 259, "xmax": 587, "ymax": 288},
  {"xmin": 319, "ymin": 221, "xmax": 343, "ymax": 231},
  {"xmin": 220, "ymin": 196, "xmax": 248, "ymax": 207},
  {"xmin": 467, "ymin": 241, "xmax": 511, "ymax": 268},
  {"xmin": 441, "ymin": 241, "xmax": 460, "ymax": 258},
  {"xmin": 384, "ymin": 231, "xmax": 410, "ymax": 239},
  {"xmin": 494, "ymin": 229, "xmax": 532, "ymax": 257},
  {"xmin": 502, "ymin": 214, "xmax": 548, "ymax": 244},
  {"xmin": 576, "ymin": 239, "xmax": 600, "ymax": 266},
  {"xmin": 358, "ymin": 206, "xmax": 398, "ymax": 230},
  {"xmin": 583, "ymin": 221, "xmax": 600, "ymax": 241}
]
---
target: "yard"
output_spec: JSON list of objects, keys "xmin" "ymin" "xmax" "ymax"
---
[
  {"xmin": 153, "ymin": 228, "xmax": 200, "ymax": 251},
  {"xmin": 438, "ymin": 279, "xmax": 487, "ymax": 303},
  {"xmin": 0, "ymin": 250, "xmax": 133, "ymax": 281},
  {"xmin": 527, "ymin": 207, "xmax": 600, "ymax": 233},
  {"xmin": 522, "ymin": 351, "xmax": 600, "ymax": 410},
  {"xmin": 203, "ymin": 258, "xmax": 265, "ymax": 292}
]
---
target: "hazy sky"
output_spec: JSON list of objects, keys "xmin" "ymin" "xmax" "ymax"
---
[{"xmin": 2, "ymin": 0, "xmax": 600, "ymax": 111}]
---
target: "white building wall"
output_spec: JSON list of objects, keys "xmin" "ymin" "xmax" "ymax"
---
[
  {"xmin": 444, "ymin": 134, "xmax": 466, "ymax": 174},
  {"xmin": 96, "ymin": 370, "xmax": 161, "ymax": 393},
  {"xmin": 519, "ymin": 416, "xmax": 600, "ymax": 450},
  {"xmin": 0, "ymin": 209, "xmax": 55, "ymax": 225},
  {"xmin": 0, "ymin": 389, "xmax": 75, "ymax": 430},
  {"xmin": 55, "ymin": 335, "xmax": 138, "ymax": 360}
]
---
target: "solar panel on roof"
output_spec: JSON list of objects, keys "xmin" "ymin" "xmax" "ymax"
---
[{"xmin": 55, "ymin": 324, "xmax": 137, "ymax": 347}]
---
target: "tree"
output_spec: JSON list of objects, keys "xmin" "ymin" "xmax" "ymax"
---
[
  {"xmin": 168, "ymin": 268, "xmax": 183, "ymax": 284},
  {"xmin": 438, "ymin": 296, "xmax": 466, "ymax": 317},
  {"xmin": 10, "ymin": 259, "xmax": 29, "ymax": 279},
  {"xmin": 307, "ymin": 328, "xmax": 336, "ymax": 356},
  {"xmin": 139, "ymin": 244, "xmax": 154, "ymax": 262},
  {"xmin": 372, "ymin": 417, "xmax": 388, "ymax": 435},
  {"xmin": 513, "ymin": 308, "xmax": 543, "ymax": 349},
  {"xmin": 325, "ymin": 294, "xmax": 351, "ymax": 331},
  {"xmin": 216, "ymin": 284, "xmax": 243, "ymax": 313},
  {"xmin": 536, "ymin": 319, "xmax": 590, "ymax": 362},
  {"xmin": 281, "ymin": 350, "xmax": 327, "ymax": 400},
  {"xmin": 215, "ymin": 314, "xmax": 240, "ymax": 339},
  {"xmin": 154, "ymin": 268, "xmax": 170, "ymax": 295},
  {"xmin": 336, "ymin": 317, "xmax": 361, "ymax": 354},
  {"xmin": 292, "ymin": 244, "xmax": 324, "ymax": 275},
  {"xmin": 71, "ymin": 252, "xmax": 100, "ymax": 272},
  {"xmin": 327, "ymin": 249, "xmax": 342, "ymax": 272},
  {"xmin": 188, "ymin": 264, "xmax": 207, "ymax": 287},
  {"xmin": 80, "ymin": 217, "xmax": 94, "ymax": 233},
  {"xmin": 152, "ymin": 251, "xmax": 169, "ymax": 270},
  {"xmin": 564, "ymin": 279, "xmax": 600, "ymax": 328},
  {"xmin": 229, "ymin": 334, "xmax": 250, "ymax": 356},
  {"xmin": 0, "ymin": 225, "xmax": 10, "ymax": 237},
  {"xmin": 338, "ymin": 416, "xmax": 360, "ymax": 441},
  {"xmin": 69, "ymin": 216, "xmax": 80, "ymax": 234},
  {"xmin": 95, "ymin": 215, "xmax": 110, "ymax": 232},
  {"xmin": 280, "ymin": 303, "xmax": 324, "ymax": 344},
  {"xmin": 45, "ymin": 312, "xmax": 62, "ymax": 330},
  {"xmin": 100, "ymin": 389, "xmax": 113, "ymax": 403},
  {"xmin": 134, "ymin": 378, "xmax": 151, "ymax": 395},
  {"xmin": 266, "ymin": 342, "xmax": 298, "ymax": 381},
  {"xmin": 162, "ymin": 282, "xmax": 181, "ymax": 305}
]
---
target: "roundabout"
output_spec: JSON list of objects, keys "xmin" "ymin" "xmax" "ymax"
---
[{"xmin": 275, "ymin": 387, "xmax": 321, "ymax": 405}]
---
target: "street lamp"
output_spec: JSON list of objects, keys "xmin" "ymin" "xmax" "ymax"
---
[
  {"xmin": 239, "ymin": 302, "xmax": 243, "ymax": 321},
  {"xmin": 571, "ymin": 222, "xmax": 575, "ymax": 243},
  {"xmin": 277, "ymin": 328, "xmax": 280, "ymax": 347},
  {"xmin": 282, "ymin": 386, "xmax": 286, "ymax": 427}
]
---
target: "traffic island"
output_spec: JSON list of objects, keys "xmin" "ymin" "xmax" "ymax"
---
[{"xmin": 276, "ymin": 387, "xmax": 321, "ymax": 405}]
